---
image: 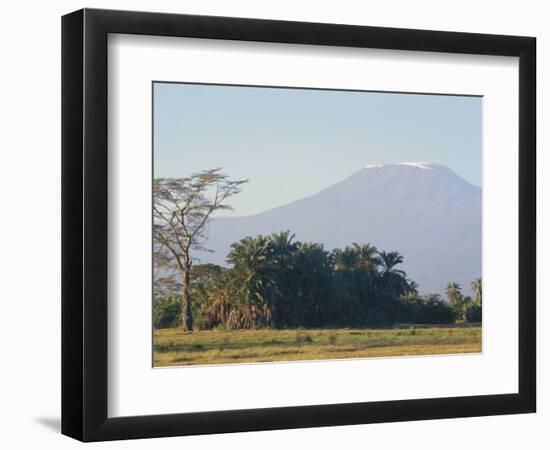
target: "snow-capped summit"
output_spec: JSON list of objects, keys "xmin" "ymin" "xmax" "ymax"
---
[{"xmin": 195, "ymin": 163, "xmax": 481, "ymax": 295}]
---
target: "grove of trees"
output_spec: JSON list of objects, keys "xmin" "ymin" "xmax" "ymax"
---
[
  {"xmin": 153, "ymin": 172, "xmax": 482, "ymax": 331},
  {"xmin": 154, "ymin": 231, "xmax": 482, "ymax": 330}
]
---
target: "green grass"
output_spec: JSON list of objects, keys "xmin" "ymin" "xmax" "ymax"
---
[{"xmin": 153, "ymin": 323, "xmax": 482, "ymax": 367}]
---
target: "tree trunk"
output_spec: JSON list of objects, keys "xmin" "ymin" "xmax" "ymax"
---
[{"xmin": 181, "ymin": 262, "xmax": 193, "ymax": 331}]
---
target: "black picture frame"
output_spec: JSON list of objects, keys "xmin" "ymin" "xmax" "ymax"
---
[{"xmin": 62, "ymin": 8, "xmax": 536, "ymax": 442}]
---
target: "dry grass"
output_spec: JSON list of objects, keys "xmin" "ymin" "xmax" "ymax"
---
[{"xmin": 153, "ymin": 324, "xmax": 481, "ymax": 367}]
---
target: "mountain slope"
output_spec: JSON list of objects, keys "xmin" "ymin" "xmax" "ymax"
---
[{"xmin": 195, "ymin": 162, "xmax": 481, "ymax": 295}]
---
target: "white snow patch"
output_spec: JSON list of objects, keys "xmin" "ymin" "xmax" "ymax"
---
[
  {"xmin": 398, "ymin": 162, "xmax": 434, "ymax": 170},
  {"xmin": 364, "ymin": 162, "xmax": 435, "ymax": 170}
]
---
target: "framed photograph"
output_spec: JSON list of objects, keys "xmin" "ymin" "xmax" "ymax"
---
[{"xmin": 62, "ymin": 8, "xmax": 536, "ymax": 442}]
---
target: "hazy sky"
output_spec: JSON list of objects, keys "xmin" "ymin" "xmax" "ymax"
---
[{"xmin": 154, "ymin": 82, "xmax": 481, "ymax": 216}]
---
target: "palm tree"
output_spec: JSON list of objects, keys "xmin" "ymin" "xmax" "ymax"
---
[
  {"xmin": 193, "ymin": 270, "xmax": 233, "ymax": 329},
  {"xmin": 226, "ymin": 236, "xmax": 275, "ymax": 328},
  {"xmin": 352, "ymin": 242, "xmax": 380, "ymax": 271},
  {"xmin": 292, "ymin": 242, "xmax": 333, "ymax": 326},
  {"xmin": 227, "ymin": 235, "xmax": 270, "ymax": 268},
  {"xmin": 331, "ymin": 246, "xmax": 359, "ymax": 271},
  {"xmin": 471, "ymin": 278, "xmax": 482, "ymax": 305},
  {"xmin": 266, "ymin": 231, "xmax": 298, "ymax": 325},
  {"xmin": 446, "ymin": 282, "xmax": 465, "ymax": 319},
  {"xmin": 269, "ymin": 231, "xmax": 297, "ymax": 269},
  {"xmin": 378, "ymin": 250, "xmax": 411, "ymax": 295},
  {"xmin": 446, "ymin": 282, "xmax": 462, "ymax": 304}
]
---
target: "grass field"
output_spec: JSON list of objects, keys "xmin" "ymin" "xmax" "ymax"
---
[{"xmin": 153, "ymin": 323, "xmax": 482, "ymax": 367}]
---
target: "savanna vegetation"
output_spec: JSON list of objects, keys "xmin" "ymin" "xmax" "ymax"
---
[
  {"xmin": 154, "ymin": 232, "xmax": 482, "ymax": 331},
  {"xmin": 154, "ymin": 325, "xmax": 482, "ymax": 366},
  {"xmin": 153, "ymin": 170, "xmax": 482, "ymax": 365}
]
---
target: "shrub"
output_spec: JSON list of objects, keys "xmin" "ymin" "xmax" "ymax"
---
[
  {"xmin": 295, "ymin": 332, "xmax": 314, "ymax": 344},
  {"xmin": 153, "ymin": 296, "xmax": 181, "ymax": 328},
  {"xmin": 465, "ymin": 303, "xmax": 482, "ymax": 323},
  {"xmin": 420, "ymin": 298, "xmax": 457, "ymax": 324},
  {"xmin": 398, "ymin": 295, "xmax": 456, "ymax": 325}
]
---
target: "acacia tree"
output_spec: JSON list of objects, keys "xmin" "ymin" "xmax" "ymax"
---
[{"xmin": 153, "ymin": 169, "xmax": 248, "ymax": 331}]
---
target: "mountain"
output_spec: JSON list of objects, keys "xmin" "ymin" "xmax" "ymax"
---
[{"xmin": 194, "ymin": 162, "xmax": 481, "ymax": 296}]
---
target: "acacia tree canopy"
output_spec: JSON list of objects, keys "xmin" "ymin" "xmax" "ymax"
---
[{"xmin": 153, "ymin": 168, "xmax": 248, "ymax": 331}]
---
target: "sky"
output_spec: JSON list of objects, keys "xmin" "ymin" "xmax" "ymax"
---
[{"xmin": 153, "ymin": 82, "xmax": 481, "ymax": 217}]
